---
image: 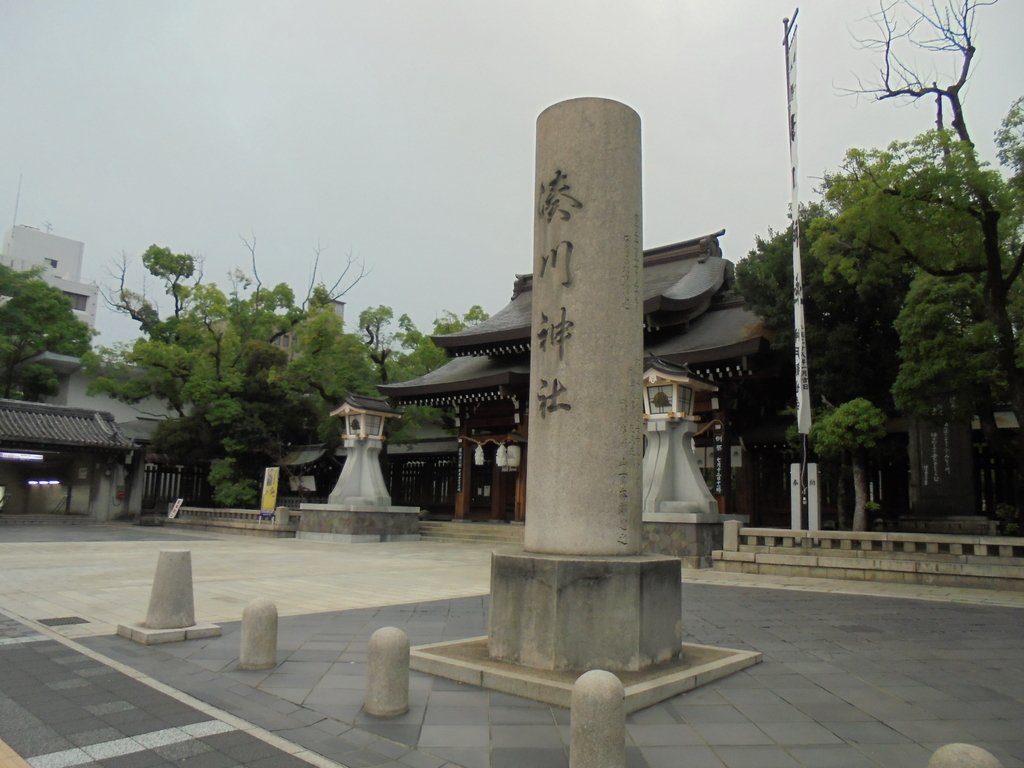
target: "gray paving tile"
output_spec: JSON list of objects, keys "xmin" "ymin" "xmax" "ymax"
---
[
  {"xmin": 421, "ymin": 706, "xmax": 489, "ymax": 725},
  {"xmin": 419, "ymin": 748, "xmax": 489, "ymax": 768},
  {"xmin": 691, "ymin": 722, "xmax": 774, "ymax": 746},
  {"xmin": 757, "ymin": 721, "xmax": 844, "ymax": 746},
  {"xmin": 491, "ymin": 746, "xmax": 567, "ymax": 768},
  {"xmin": 713, "ymin": 746, "xmax": 801, "ymax": 768},
  {"xmin": 823, "ymin": 719, "xmax": 912, "ymax": 744},
  {"xmin": 488, "ymin": 705, "xmax": 554, "ymax": 724},
  {"xmin": 641, "ymin": 745, "xmax": 726, "ymax": 768},
  {"xmin": 490, "ymin": 724, "xmax": 564, "ymax": 749},
  {"xmin": 677, "ymin": 704, "xmax": 751, "ymax": 724},
  {"xmin": 626, "ymin": 723, "xmax": 703, "ymax": 746},
  {"xmin": 418, "ymin": 724, "xmax": 491, "ymax": 748},
  {"xmin": 853, "ymin": 741, "xmax": 935, "ymax": 766}
]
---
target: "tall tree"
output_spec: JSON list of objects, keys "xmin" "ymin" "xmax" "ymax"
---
[
  {"xmin": 0, "ymin": 264, "xmax": 92, "ymax": 400},
  {"xmin": 91, "ymin": 245, "xmax": 376, "ymax": 506},
  {"xmin": 737, "ymin": 205, "xmax": 907, "ymax": 411},
  {"xmin": 817, "ymin": 0, "xmax": 1023, "ymax": 509}
]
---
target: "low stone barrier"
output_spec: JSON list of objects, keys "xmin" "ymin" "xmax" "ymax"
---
[
  {"xmin": 162, "ymin": 506, "xmax": 299, "ymax": 537},
  {"xmin": 240, "ymin": 598, "xmax": 278, "ymax": 670},
  {"xmin": 570, "ymin": 670, "xmax": 624, "ymax": 768},
  {"xmin": 117, "ymin": 550, "xmax": 221, "ymax": 644},
  {"xmin": 365, "ymin": 627, "xmax": 410, "ymax": 717},
  {"xmin": 715, "ymin": 523, "xmax": 1024, "ymax": 590},
  {"xmin": 929, "ymin": 743, "xmax": 1004, "ymax": 767}
]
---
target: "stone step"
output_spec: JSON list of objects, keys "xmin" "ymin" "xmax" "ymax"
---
[{"xmin": 419, "ymin": 522, "xmax": 524, "ymax": 545}]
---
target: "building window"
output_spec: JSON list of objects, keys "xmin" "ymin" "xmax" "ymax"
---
[{"xmin": 64, "ymin": 292, "xmax": 88, "ymax": 311}]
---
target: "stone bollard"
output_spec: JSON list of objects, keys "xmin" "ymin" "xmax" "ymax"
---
[
  {"xmin": 274, "ymin": 506, "xmax": 289, "ymax": 525},
  {"xmin": 365, "ymin": 627, "xmax": 409, "ymax": 717},
  {"xmin": 145, "ymin": 550, "xmax": 196, "ymax": 629},
  {"xmin": 570, "ymin": 669, "xmax": 625, "ymax": 768},
  {"xmin": 929, "ymin": 743, "xmax": 1004, "ymax": 768},
  {"xmin": 723, "ymin": 520, "xmax": 740, "ymax": 552},
  {"xmin": 239, "ymin": 598, "xmax": 278, "ymax": 670}
]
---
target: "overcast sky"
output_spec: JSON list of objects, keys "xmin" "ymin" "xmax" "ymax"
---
[{"xmin": 2, "ymin": 1, "xmax": 1022, "ymax": 346}]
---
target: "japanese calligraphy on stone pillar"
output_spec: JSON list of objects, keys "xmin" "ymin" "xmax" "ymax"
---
[
  {"xmin": 535, "ymin": 170, "xmax": 583, "ymax": 418},
  {"xmin": 538, "ymin": 170, "xmax": 583, "ymax": 223}
]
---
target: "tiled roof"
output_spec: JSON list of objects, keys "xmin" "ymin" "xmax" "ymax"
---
[
  {"xmin": 0, "ymin": 399, "xmax": 134, "ymax": 452},
  {"xmin": 432, "ymin": 232, "xmax": 729, "ymax": 356}
]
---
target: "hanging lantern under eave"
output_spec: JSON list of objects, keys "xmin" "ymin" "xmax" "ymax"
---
[{"xmin": 505, "ymin": 444, "xmax": 521, "ymax": 469}]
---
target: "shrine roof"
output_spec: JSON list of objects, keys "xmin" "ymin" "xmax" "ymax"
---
[
  {"xmin": 378, "ymin": 355, "xmax": 531, "ymax": 406},
  {"xmin": 0, "ymin": 398, "xmax": 134, "ymax": 453},
  {"xmin": 381, "ymin": 302, "xmax": 767, "ymax": 406},
  {"xmin": 433, "ymin": 231, "xmax": 728, "ymax": 357}
]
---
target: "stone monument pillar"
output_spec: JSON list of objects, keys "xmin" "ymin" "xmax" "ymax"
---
[
  {"xmin": 523, "ymin": 98, "xmax": 644, "ymax": 556},
  {"xmin": 489, "ymin": 98, "xmax": 683, "ymax": 672}
]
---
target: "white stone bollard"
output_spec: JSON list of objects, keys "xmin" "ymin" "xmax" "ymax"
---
[
  {"xmin": 364, "ymin": 627, "xmax": 409, "ymax": 716},
  {"xmin": 144, "ymin": 550, "xmax": 196, "ymax": 629},
  {"xmin": 239, "ymin": 598, "xmax": 278, "ymax": 670},
  {"xmin": 570, "ymin": 669, "xmax": 625, "ymax": 768},
  {"xmin": 929, "ymin": 743, "xmax": 1004, "ymax": 768}
]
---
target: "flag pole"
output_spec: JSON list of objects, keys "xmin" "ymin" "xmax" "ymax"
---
[{"xmin": 784, "ymin": 9, "xmax": 819, "ymax": 531}]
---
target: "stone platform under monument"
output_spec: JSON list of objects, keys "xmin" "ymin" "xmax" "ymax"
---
[{"xmin": 410, "ymin": 635, "xmax": 760, "ymax": 713}]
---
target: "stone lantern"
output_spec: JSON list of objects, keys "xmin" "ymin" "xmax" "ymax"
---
[
  {"xmin": 641, "ymin": 358, "xmax": 718, "ymax": 518},
  {"xmin": 327, "ymin": 394, "xmax": 401, "ymax": 507}
]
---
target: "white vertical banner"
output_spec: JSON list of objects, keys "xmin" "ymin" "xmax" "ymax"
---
[{"xmin": 785, "ymin": 12, "xmax": 812, "ymax": 436}]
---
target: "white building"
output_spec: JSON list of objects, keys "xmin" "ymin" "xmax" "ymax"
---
[{"xmin": 2, "ymin": 225, "xmax": 100, "ymax": 328}]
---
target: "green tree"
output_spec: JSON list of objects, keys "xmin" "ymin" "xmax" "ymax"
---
[
  {"xmin": 357, "ymin": 304, "xmax": 489, "ymax": 386},
  {"xmin": 811, "ymin": 399, "xmax": 888, "ymax": 531},
  {"xmin": 815, "ymin": 107, "xmax": 1024, "ymax": 508},
  {"xmin": 354, "ymin": 304, "xmax": 490, "ymax": 442},
  {"xmin": 0, "ymin": 264, "xmax": 92, "ymax": 400},
  {"xmin": 736, "ymin": 206, "xmax": 907, "ymax": 411},
  {"xmin": 816, "ymin": 0, "xmax": 1024, "ymax": 511},
  {"xmin": 91, "ymin": 245, "xmax": 375, "ymax": 506}
]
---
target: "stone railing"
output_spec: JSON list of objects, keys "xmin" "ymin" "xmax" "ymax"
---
[
  {"xmin": 723, "ymin": 524, "xmax": 1024, "ymax": 559},
  {"xmin": 163, "ymin": 506, "xmax": 300, "ymax": 535},
  {"xmin": 715, "ymin": 522, "xmax": 1024, "ymax": 590}
]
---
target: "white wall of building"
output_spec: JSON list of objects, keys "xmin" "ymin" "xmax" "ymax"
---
[{"xmin": 2, "ymin": 225, "xmax": 99, "ymax": 328}]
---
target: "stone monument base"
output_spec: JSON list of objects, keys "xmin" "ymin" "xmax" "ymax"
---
[
  {"xmin": 116, "ymin": 622, "xmax": 221, "ymax": 645},
  {"xmin": 296, "ymin": 503, "xmax": 420, "ymax": 543},
  {"xmin": 410, "ymin": 636, "xmax": 761, "ymax": 713},
  {"xmin": 488, "ymin": 550, "xmax": 682, "ymax": 672}
]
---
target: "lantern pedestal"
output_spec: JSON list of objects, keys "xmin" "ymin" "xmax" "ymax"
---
[
  {"xmin": 642, "ymin": 419, "xmax": 717, "ymax": 518},
  {"xmin": 297, "ymin": 394, "xmax": 419, "ymax": 543},
  {"xmin": 328, "ymin": 438, "xmax": 390, "ymax": 507},
  {"xmin": 295, "ymin": 503, "xmax": 420, "ymax": 543}
]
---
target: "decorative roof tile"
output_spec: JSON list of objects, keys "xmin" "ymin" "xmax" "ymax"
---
[{"xmin": 0, "ymin": 399, "xmax": 134, "ymax": 452}]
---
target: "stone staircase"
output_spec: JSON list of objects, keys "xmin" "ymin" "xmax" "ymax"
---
[
  {"xmin": 713, "ymin": 525, "xmax": 1024, "ymax": 591},
  {"xmin": 418, "ymin": 520, "xmax": 525, "ymax": 546}
]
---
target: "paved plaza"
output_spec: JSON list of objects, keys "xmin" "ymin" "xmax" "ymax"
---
[{"xmin": 1, "ymin": 523, "xmax": 1022, "ymax": 768}]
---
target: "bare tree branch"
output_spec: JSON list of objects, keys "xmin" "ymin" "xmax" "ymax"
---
[
  {"xmin": 239, "ymin": 234, "xmax": 262, "ymax": 295},
  {"xmin": 847, "ymin": 0, "xmax": 996, "ymax": 145}
]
